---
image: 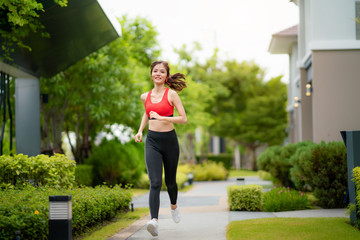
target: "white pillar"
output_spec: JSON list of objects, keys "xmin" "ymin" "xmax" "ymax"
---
[{"xmin": 15, "ymin": 78, "xmax": 40, "ymax": 156}]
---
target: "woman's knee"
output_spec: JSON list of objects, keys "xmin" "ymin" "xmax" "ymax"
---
[{"xmin": 150, "ymin": 179, "xmax": 162, "ymax": 191}]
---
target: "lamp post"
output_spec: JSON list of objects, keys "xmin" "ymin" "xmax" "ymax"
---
[{"xmin": 49, "ymin": 195, "xmax": 72, "ymax": 240}]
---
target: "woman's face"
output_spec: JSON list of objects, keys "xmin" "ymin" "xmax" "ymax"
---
[{"xmin": 151, "ymin": 63, "xmax": 167, "ymax": 84}]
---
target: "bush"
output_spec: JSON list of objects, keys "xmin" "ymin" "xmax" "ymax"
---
[
  {"xmin": 75, "ymin": 164, "xmax": 93, "ymax": 186},
  {"xmin": 290, "ymin": 141, "xmax": 347, "ymax": 208},
  {"xmin": 86, "ymin": 139, "xmax": 145, "ymax": 186},
  {"xmin": 262, "ymin": 187, "xmax": 311, "ymax": 212},
  {"xmin": 257, "ymin": 142, "xmax": 314, "ymax": 188},
  {"xmin": 0, "ymin": 154, "xmax": 76, "ymax": 189},
  {"xmin": 193, "ymin": 162, "xmax": 228, "ymax": 181},
  {"xmin": 0, "ymin": 184, "xmax": 131, "ymax": 239},
  {"xmin": 207, "ymin": 154, "xmax": 233, "ymax": 170},
  {"xmin": 352, "ymin": 167, "xmax": 360, "ymax": 229},
  {"xmin": 227, "ymin": 184, "xmax": 263, "ymax": 211},
  {"xmin": 258, "ymin": 170, "xmax": 272, "ymax": 181}
]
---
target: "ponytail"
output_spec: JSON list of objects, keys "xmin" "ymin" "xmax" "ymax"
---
[
  {"xmin": 151, "ymin": 61, "xmax": 187, "ymax": 92},
  {"xmin": 167, "ymin": 73, "xmax": 187, "ymax": 92}
]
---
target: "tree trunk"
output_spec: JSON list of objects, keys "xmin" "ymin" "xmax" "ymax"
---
[
  {"xmin": 234, "ymin": 143, "xmax": 241, "ymax": 170},
  {"xmin": 81, "ymin": 111, "xmax": 91, "ymax": 161},
  {"xmin": 186, "ymin": 133, "xmax": 196, "ymax": 165},
  {"xmin": 250, "ymin": 145, "xmax": 258, "ymax": 171}
]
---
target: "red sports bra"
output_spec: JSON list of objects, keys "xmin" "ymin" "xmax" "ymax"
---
[{"xmin": 145, "ymin": 88, "xmax": 174, "ymax": 119}]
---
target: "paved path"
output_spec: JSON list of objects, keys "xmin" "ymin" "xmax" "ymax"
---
[{"xmin": 108, "ymin": 177, "xmax": 347, "ymax": 240}]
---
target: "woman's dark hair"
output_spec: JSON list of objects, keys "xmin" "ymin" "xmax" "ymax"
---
[{"xmin": 150, "ymin": 61, "xmax": 187, "ymax": 92}]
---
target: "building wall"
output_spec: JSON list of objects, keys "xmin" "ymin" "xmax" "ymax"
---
[{"xmin": 312, "ymin": 50, "xmax": 360, "ymax": 142}]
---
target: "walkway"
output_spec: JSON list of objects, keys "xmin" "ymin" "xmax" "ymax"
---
[{"xmin": 108, "ymin": 177, "xmax": 347, "ymax": 240}]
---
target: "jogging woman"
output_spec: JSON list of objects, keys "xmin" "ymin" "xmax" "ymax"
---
[{"xmin": 134, "ymin": 60, "xmax": 187, "ymax": 236}]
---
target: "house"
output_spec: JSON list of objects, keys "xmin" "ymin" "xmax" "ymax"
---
[{"xmin": 269, "ymin": 0, "xmax": 360, "ymax": 143}]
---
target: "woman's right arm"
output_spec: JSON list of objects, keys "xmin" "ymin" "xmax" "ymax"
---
[
  {"xmin": 135, "ymin": 112, "xmax": 148, "ymax": 142},
  {"xmin": 135, "ymin": 93, "xmax": 148, "ymax": 142}
]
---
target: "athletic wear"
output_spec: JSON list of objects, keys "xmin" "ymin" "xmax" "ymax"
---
[
  {"xmin": 145, "ymin": 88, "xmax": 174, "ymax": 119},
  {"xmin": 146, "ymin": 219, "xmax": 159, "ymax": 236},
  {"xmin": 145, "ymin": 129, "xmax": 179, "ymax": 219},
  {"xmin": 171, "ymin": 207, "xmax": 181, "ymax": 223}
]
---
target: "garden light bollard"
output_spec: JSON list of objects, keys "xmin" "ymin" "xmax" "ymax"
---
[
  {"xmin": 237, "ymin": 177, "xmax": 245, "ymax": 185},
  {"xmin": 187, "ymin": 172, "xmax": 194, "ymax": 185},
  {"xmin": 341, "ymin": 130, "xmax": 360, "ymax": 225},
  {"xmin": 49, "ymin": 195, "xmax": 72, "ymax": 240}
]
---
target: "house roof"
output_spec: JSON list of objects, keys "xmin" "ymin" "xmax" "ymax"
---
[{"xmin": 268, "ymin": 25, "xmax": 298, "ymax": 54}]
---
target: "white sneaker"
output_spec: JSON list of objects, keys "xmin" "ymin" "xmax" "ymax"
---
[
  {"xmin": 171, "ymin": 207, "xmax": 181, "ymax": 223},
  {"xmin": 146, "ymin": 219, "xmax": 158, "ymax": 236}
]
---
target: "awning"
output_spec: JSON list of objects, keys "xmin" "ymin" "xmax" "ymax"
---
[{"xmin": 0, "ymin": 0, "xmax": 121, "ymax": 78}]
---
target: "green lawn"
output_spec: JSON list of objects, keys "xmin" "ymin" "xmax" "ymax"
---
[
  {"xmin": 228, "ymin": 169, "xmax": 258, "ymax": 177},
  {"xmin": 227, "ymin": 218, "xmax": 360, "ymax": 240},
  {"xmin": 76, "ymin": 208, "xmax": 149, "ymax": 240}
]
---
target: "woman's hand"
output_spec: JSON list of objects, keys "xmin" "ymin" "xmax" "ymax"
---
[
  {"xmin": 134, "ymin": 132, "xmax": 143, "ymax": 142},
  {"xmin": 149, "ymin": 111, "xmax": 162, "ymax": 120}
]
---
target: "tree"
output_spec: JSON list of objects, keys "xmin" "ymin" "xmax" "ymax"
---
[
  {"xmin": 40, "ymin": 16, "xmax": 160, "ymax": 163},
  {"xmin": 0, "ymin": 0, "xmax": 68, "ymax": 60}
]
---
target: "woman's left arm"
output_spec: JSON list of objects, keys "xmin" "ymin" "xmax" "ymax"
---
[{"xmin": 149, "ymin": 90, "xmax": 187, "ymax": 124}]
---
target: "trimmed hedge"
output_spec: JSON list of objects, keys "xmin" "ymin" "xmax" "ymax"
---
[
  {"xmin": 75, "ymin": 164, "xmax": 93, "ymax": 186},
  {"xmin": 353, "ymin": 167, "xmax": 360, "ymax": 229},
  {"xmin": 227, "ymin": 184, "xmax": 263, "ymax": 211},
  {"xmin": 0, "ymin": 185, "xmax": 131, "ymax": 239},
  {"xmin": 0, "ymin": 154, "xmax": 76, "ymax": 189}
]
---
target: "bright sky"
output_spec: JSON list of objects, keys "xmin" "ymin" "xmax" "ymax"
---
[{"xmin": 99, "ymin": 0, "xmax": 298, "ymax": 82}]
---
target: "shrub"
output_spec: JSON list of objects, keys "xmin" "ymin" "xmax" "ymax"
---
[
  {"xmin": 0, "ymin": 184, "xmax": 131, "ymax": 239},
  {"xmin": 86, "ymin": 139, "xmax": 145, "ymax": 186},
  {"xmin": 353, "ymin": 167, "xmax": 360, "ymax": 229},
  {"xmin": 258, "ymin": 170, "xmax": 272, "ymax": 181},
  {"xmin": 207, "ymin": 154, "xmax": 233, "ymax": 170},
  {"xmin": 290, "ymin": 141, "xmax": 347, "ymax": 208},
  {"xmin": 75, "ymin": 164, "xmax": 93, "ymax": 186},
  {"xmin": 257, "ymin": 142, "xmax": 314, "ymax": 188},
  {"xmin": 262, "ymin": 187, "xmax": 311, "ymax": 212},
  {"xmin": 0, "ymin": 154, "xmax": 76, "ymax": 189},
  {"xmin": 193, "ymin": 161, "xmax": 228, "ymax": 181},
  {"xmin": 227, "ymin": 184, "xmax": 263, "ymax": 211}
]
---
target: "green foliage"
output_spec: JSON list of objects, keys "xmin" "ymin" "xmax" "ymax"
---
[
  {"xmin": 75, "ymin": 164, "xmax": 93, "ymax": 186},
  {"xmin": 257, "ymin": 170, "xmax": 272, "ymax": 181},
  {"xmin": 203, "ymin": 154, "xmax": 233, "ymax": 170},
  {"xmin": 257, "ymin": 141, "xmax": 315, "ymax": 188},
  {"xmin": 290, "ymin": 141, "xmax": 347, "ymax": 208},
  {"xmin": 40, "ymin": 15, "xmax": 160, "ymax": 162},
  {"xmin": 352, "ymin": 167, "xmax": 360, "ymax": 229},
  {"xmin": 0, "ymin": 154, "xmax": 75, "ymax": 189},
  {"xmin": 86, "ymin": 139, "xmax": 145, "ymax": 186},
  {"xmin": 262, "ymin": 187, "xmax": 311, "ymax": 212},
  {"xmin": 0, "ymin": 184, "xmax": 131, "ymax": 239},
  {"xmin": 193, "ymin": 161, "xmax": 228, "ymax": 181},
  {"xmin": 0, "ymin": 0, "xmax": 68, "ymax": 60},
  {"xmin": 227, "ymin": 184, "xmax": 263, "ymax": 211}
]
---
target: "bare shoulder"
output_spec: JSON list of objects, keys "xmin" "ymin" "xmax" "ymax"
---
[
  {"xmin": 140, "ymin": 92, "xmax": 149, "ymax": 103},
  {"xmin": 168, "ymin": 89, "xmax": 179, "ymax": 98}
]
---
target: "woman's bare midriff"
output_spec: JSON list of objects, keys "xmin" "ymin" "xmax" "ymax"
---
[{"xmin": 149, "ymin": 120, "xmax": 174, "ymax": 132}]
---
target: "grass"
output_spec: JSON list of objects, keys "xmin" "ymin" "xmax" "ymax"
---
[
  {"xmin": 228, "ymin": 169, "xmax": 258, "ymax": 177},
  {"xmin": 227, "ymin": 218, "xmax": 360, "ymax": 240},
  {"xmin": 76, "ymin": 207, "xmax": 149, "ymax": 240},
  {"xmin": 131, "ymin": 188, "xmax": 148, "ymax": 197}
]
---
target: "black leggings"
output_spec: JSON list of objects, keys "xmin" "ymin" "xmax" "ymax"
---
[{"xmin": 145, "ymin": 129, "xmax": 179, "ymax": 219}]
